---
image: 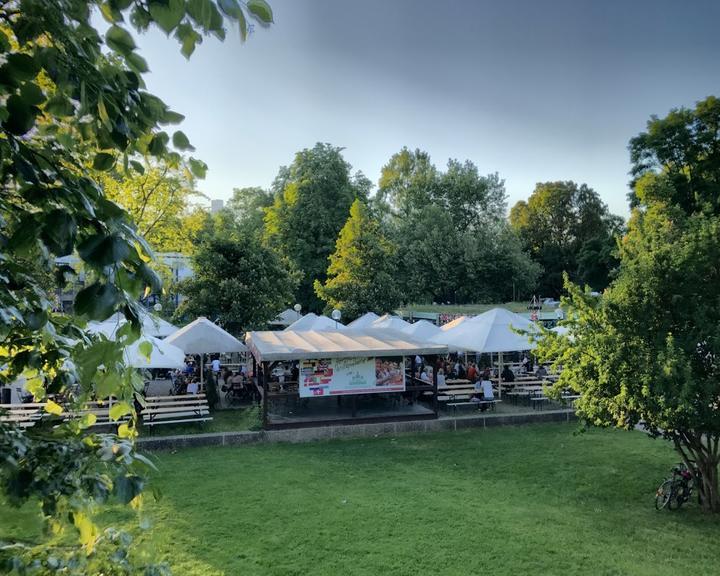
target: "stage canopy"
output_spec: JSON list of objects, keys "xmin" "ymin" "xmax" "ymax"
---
[{"xmin": 165, "ymin": 317, "xmax": 247, "ymax": 354}]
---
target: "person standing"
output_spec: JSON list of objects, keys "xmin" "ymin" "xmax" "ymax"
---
[{"xmin": 211, "ymin": 356, "xmax": 221, "ymax": 375}]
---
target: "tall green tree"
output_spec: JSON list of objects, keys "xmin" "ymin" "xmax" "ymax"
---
[
  {"xmin": 315, "ymin": 200, "xmax": 401, "ymax": 320},
  {"xmin": 377, "ymin": 147, "xmax": 437, "ymax": 218},
  {"xmin": 510, "ymin": 181, "xmax": 623, "ymax": 295},
  {"xmin": 226, "ymin": 185, "xmax": 274, "ymax": 237},
  {"xmin": 0, "ymin": 0, "xmax": 273, "ymax": 570},
  {"xmin": 264, "ymin": 143, "xmax": 371, "ymax": 311},
  {"xmin": 535, "ymin": 97, "xmax": 720, "ymax": 512},
  {"xmin": 176, "ymin": 232, "xmax": 295, "ymax": 334}
]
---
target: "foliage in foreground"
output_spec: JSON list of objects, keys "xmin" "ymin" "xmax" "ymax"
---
[
  {"xmin": 535, "ymin": 96, "xmax": 720, "ymax": 512},
  {"xmin": 0, "ymin": 0, "xmax": 272, "ymax": 572}
]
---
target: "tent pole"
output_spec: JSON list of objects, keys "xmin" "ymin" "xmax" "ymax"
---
[
  {"xmin": 498, "ymin": 351, "xmax": 504, "ymax": 399},
  {"xmin": 200, "ymin": 354, "xmax": 204, "ymax": 388}
]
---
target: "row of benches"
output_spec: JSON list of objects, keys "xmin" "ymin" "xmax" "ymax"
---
[{"xmin": 0, "ymin": 394, "xmax": 212, "ymax": 429}]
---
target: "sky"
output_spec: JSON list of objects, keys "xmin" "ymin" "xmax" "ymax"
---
[{"xmin": 125, "ymin": 0, "xmax": 720, "ymax": 217}]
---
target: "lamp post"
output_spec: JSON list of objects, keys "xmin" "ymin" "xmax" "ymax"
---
[
  {"xmin": 331, "ymin": 309, "xmax": 342, "ymax": 328},
  {"xmin": 293, "ymin": 303, "xmax": 302, "ymax": 319}
]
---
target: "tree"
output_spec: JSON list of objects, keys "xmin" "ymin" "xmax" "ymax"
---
[
  {"xmin": 377, "ymin": 147, "xmax": 437, "ymax": 218},
  {"xmin": 315, "ymin": 200, "xmax": 401, "ymax": 320},
  {"xmin": 510, "ymin": 181, "xmax": 623, "ymax": 295},
  {"xmin": 97, "ymin": 162, "xmax": 203, "ymax": 253},
  {"xmin": 226, "ymin": 185, "xmax": 273, "ymax": 237},
  {"xmin": 176, "ymin": 233, "xmax": 295, "ymax": 334},
  {"xmin": 264, "ymin": 143, "xmax": 371, "ymax": 311},
  {"xmin": 535, "ymin": 97, "xmax": 720, "ymax": 512},
  {"xmin": 0, "ymin": 0, "xmax": 273, "ymax": 569}
]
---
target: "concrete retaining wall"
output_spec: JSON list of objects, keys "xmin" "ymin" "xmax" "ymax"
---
[{"xmin": 137, "ymin": 409, "xmax": 577, "ymax": 451}]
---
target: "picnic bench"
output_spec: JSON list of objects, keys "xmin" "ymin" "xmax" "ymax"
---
[
  {"xmin": 141, "ymin": 394, "xmax": 212, "ymax": 427},
  {"xmin": 0, "ymin": 403, "xmax": 46, "ymax": 427},
  {"xmin": 437, "ymin": 386, "xmax": 501, "ymax": 414}
]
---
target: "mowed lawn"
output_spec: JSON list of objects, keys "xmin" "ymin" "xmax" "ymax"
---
[{"xmin": 3, "ymin": 423, "xmax": 720, "ymax": 575}]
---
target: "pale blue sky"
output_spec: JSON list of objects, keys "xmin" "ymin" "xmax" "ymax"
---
[{"xmin": 124, "ymin": 0, "xmax": 720, "ymax": 216}]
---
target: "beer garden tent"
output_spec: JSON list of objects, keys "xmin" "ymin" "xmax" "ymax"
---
[
  {"xmin": 124, "ymin": 336, "xmax": 186, "ymax": 369},
  {"xmin": 369, "ymin": 314, "xmax": 413, "ymax": 334},
  {"xmin": 285, "ymin": 313, "xmax": 345, "ymax": 332},
  {"xmin": 87, "ymin": 311, "xmax": 178, "ymax": 339},
  {"xmin": 268, "ymin": 308, "xmax": 302, "ymax": 328},
  {"xmin": 165, "ymin": 317, "xmax": 248, "ymax": 382},
  {"xmin": 246, "ymin": 329, "xmax": 449, "ymax": 428},
  {"xmin": 346, "ymin": 312, "xmax": 380, "ymax": 330},
  {"xmin": 439, "ymin": 315, "xmax": 469, "ymax": 331},
  {"xmin": 431, "ymin": 308, "xmax": 539, "ymax": 397},
  {"xmin": 402, "ymin": 319, "xmax": 441, "ymax": 341}
]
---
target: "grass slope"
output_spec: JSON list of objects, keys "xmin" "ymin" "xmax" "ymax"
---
[{"xmin": 3, "ymin": 423, "xmax": 719, "ymax": 575}]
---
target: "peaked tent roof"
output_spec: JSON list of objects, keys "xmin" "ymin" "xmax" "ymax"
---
[
  {"xmin": 432, "ymin": 308, "xmax": 538, "ymax": 353},
  {"xmin": 439, "ymin": 315, "xmax": 469, "ymax": 331},
  {"xmin": 369, "ymin": 314, "xmax": 413, "ymax": 334},
  {"xmin": 402, "ymin": 319, "xmax": 441, "ymax": 341},
  {"xmin": 347, "ymin": 312, "xmax": 380, "ymax": 329},
  {"xmin": 247, "ymin": 329, "xmax": 447, "ymax": 362},
  {"xmin": 165, "ymin": 317, "xmax": 247, "ymax": 354},
  {"xmin": 285, "ymin": 313, "xmax": 345, "ymax": 331},
  {"xmin": 87, "ymin": 311, "xmax": 178, "ymax": 339},
  {"xmin": 268, "ymin": 308, "xmax": 303, "ymax": 327},
  {"xmin": 124, "ymin": 335, "xmax": 186, "ymax": 369}
]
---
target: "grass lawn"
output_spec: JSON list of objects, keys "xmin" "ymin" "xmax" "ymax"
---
[
  {"xmin": 2, "ymin": 423, "xmax": 719, "ymax": 575},
  {"xmin": 399, "ymin": 302, "xmax": 531, "ymax": 315}
]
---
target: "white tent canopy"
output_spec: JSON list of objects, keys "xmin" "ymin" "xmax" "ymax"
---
[
  {"xmin": 285, "ymin": 313, "xmax": 345, "ymax": 332},
  {"xmin": 87, "ymin": 311, "xmax": 178, "ymax": 339},
  {"xmin": 432, "ymin": 308, "xmax": 538, "ymax": 353},
  {"xmin": 347, "ymin": 311, "xmax": 380, "ymax": 330},
  {"xmin": 124, "ymin": 336, "xmax": 186, "ymax": 369},
  {"xmin": 268, "ymin": 308, "xmax": 302, "ymax": 327},
  {"xmin": 247, "ymin": 329, "xmax": 448, "ymax": 362},
  {"xmin": 165, "ymin": 317, "xmax": 247, "ymax": 354},
  {"xmin": 439, "ymin": 315, "xmax": 469, "ymax": 331},
  {"xmin": 402, "ymin": 319, "xmax": 441, "ymax": 341},
  {"xmin": 369, "ymin": 314, "xmax": 413, "ymax": 334}
]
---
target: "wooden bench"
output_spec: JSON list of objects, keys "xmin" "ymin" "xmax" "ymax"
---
[
  {"xmin": 141, "ymin": 394, "xmax": 212, "ymax": 427},
  {"xmin": 64, "ymin": 401, "xmax": 131, "ymax": 428},
  {"xmin": 0, "ymin": 403, "xmax": 46, "ymax": 428},
  {"xmin": 442, "ymin": 396, "xmax": 501, "ymax": 414}
]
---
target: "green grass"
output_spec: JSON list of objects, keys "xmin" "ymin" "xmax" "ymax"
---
[
  {"xmin": 3, "ymin": 423, "xmax": 720, "ymax": 575},
  {"xmin": 137, "ymin": 407, "xmax": 260, "ymax": 437},
  {"xmin": 400, "ymin": 302, "xmax": 531, "ymax": 315}
]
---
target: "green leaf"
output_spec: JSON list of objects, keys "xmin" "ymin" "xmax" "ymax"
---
[
  {"xmin": 4, "ymin": 94, "xmax": 39, "ymax": 135},
  {"xmin": 148, "ymin": 131, "xmax": 169, "ymax": 156},
  {"xmin": 78, "ymin": 233, "xmax": 131, "ymax": 267},
  {"xmin": 95, "ymin": 370, "xmax": 123, "ymax": 399},
  {"xmin": 161, "ymin": 109, "xmax": 185, "ymax": 124},
  {"xmin": 100, "ymin": 1, "xmax": 123, "ymax": 23},
  {"xmin": 45, "ymin": 399, "xmax": 63, "ymax": 415},
  {"xmin": 45, "ymin": 94, "xmax": 75, "ymax": 116},
  {"xmin": 175, "ymin": 22, "xmax": 202, "ymax": 58},
  {"xmin": 75, "ymin": 282, "xmax": 121, "ymax": 320},
  {"xmin": 148, "ymin": 0, "xmax": 185, "ymax": 33},
  {"xmin": 138, "ymin": 340, "xmax": 153, "ymax": 361},
  {"xmin": 188, "ymin": 157, "xmax": 207, "ymax": 179},
  {"xmin": 42, "ymin": 209, "xmax": 77, "ymax": 255},
  {"xmin": 109, "ymin": 401, "xmax": 133, "ymax": 421},
  {"xmin": 172, "ymin": 130, "xmax": 195, "ymax": 151},
  {"xmin": 106, "ymin": 25, "xmax": 136, "ymax": 56},
  {"xmin": 247, "ymin": 0, "xmax": 273, "ymax": 23},
  {"xmin": 219, "ymin": 0, "xmax": 241, "ymax": 18},
  {"xmin": 237, "ymin": 8, "xmax": 248, "ymax": 41},
  {"xmin": 186, "ymin": 0, "xmax": 215, "ymax": 29},
  {"xmin": 93, "ymin": 152, "xmax": 116, "ymax": 171},
  {"xmin": 130, "ymin": 160, "xmax": 145, "ymax": 174},
  {"xmin": 20, "ymin": 82, "xmax": 45, "ymax": 106},
  {"xmin": 3, "ymin": 53, "xmax": 40, "ymax": 82},
  {"xmin": 125, "ymin": 52, "xmax": 149, "ymax": 73}
]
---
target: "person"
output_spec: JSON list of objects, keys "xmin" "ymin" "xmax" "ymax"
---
[
  {"xmin": 211, "ymin": 356, "xmax": 221, "ymax": 375},
  {"xmin": 467, "ymin": 362, "xmax": 477, "ymax": 382},
  {"xmin": 420, "ymin": 368, "xmax": 430, "ymax": 383},
  {"xmin": 186, "ymin": 379, "xmax": 200, "ymax": 395},
  {"xmin": 436, "ymin": 368, "xmax": 446, "ymax": 388},
  {"xmin": 501, "ymin": 366, "xmax": 515, "ymax": 382},
  {"xmin": 536, "ymin": 365, "xmax": 548, "ymax": 379}
]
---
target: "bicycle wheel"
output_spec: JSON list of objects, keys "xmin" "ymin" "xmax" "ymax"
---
[
  {"xmin": 667, "ymin": 479, "xmax": 685, "ymax": 510},
  {"xmin": 655, "ymin": 479, "xmax": 674, "ymax": 510}
]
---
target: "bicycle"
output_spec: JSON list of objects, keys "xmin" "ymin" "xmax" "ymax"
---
[{"xmin": 655, "ymin": 462, "xmax": 701, "ymax": 510}]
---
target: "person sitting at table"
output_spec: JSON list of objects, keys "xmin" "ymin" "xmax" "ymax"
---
[
  {"xmin": 501, "ymin": 366, "xmax": 515, "ymax": 382},
  {"xmin": 467, "ymin": 362, "xmax": 477, "ymax": 382},
  {"xmin": 420, "ymin": 368, "xmax": 431, "ymax": 383},
  {"xmin": 536, "ymin": 365, "xmax": 548, "ymax": 379},
  {"xmin": 436, "ymin": 368, "xmax": 446, "ymax": 388}
]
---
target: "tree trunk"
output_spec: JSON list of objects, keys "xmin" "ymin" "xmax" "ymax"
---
[{"xmin": 674, "ymin": 434, "xmax": 720, "ymax": 513}]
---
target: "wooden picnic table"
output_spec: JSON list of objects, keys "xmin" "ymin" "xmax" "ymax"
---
[{"xmin": 445, "ymin": 379, "xmax": 471, "ymax": 385}]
